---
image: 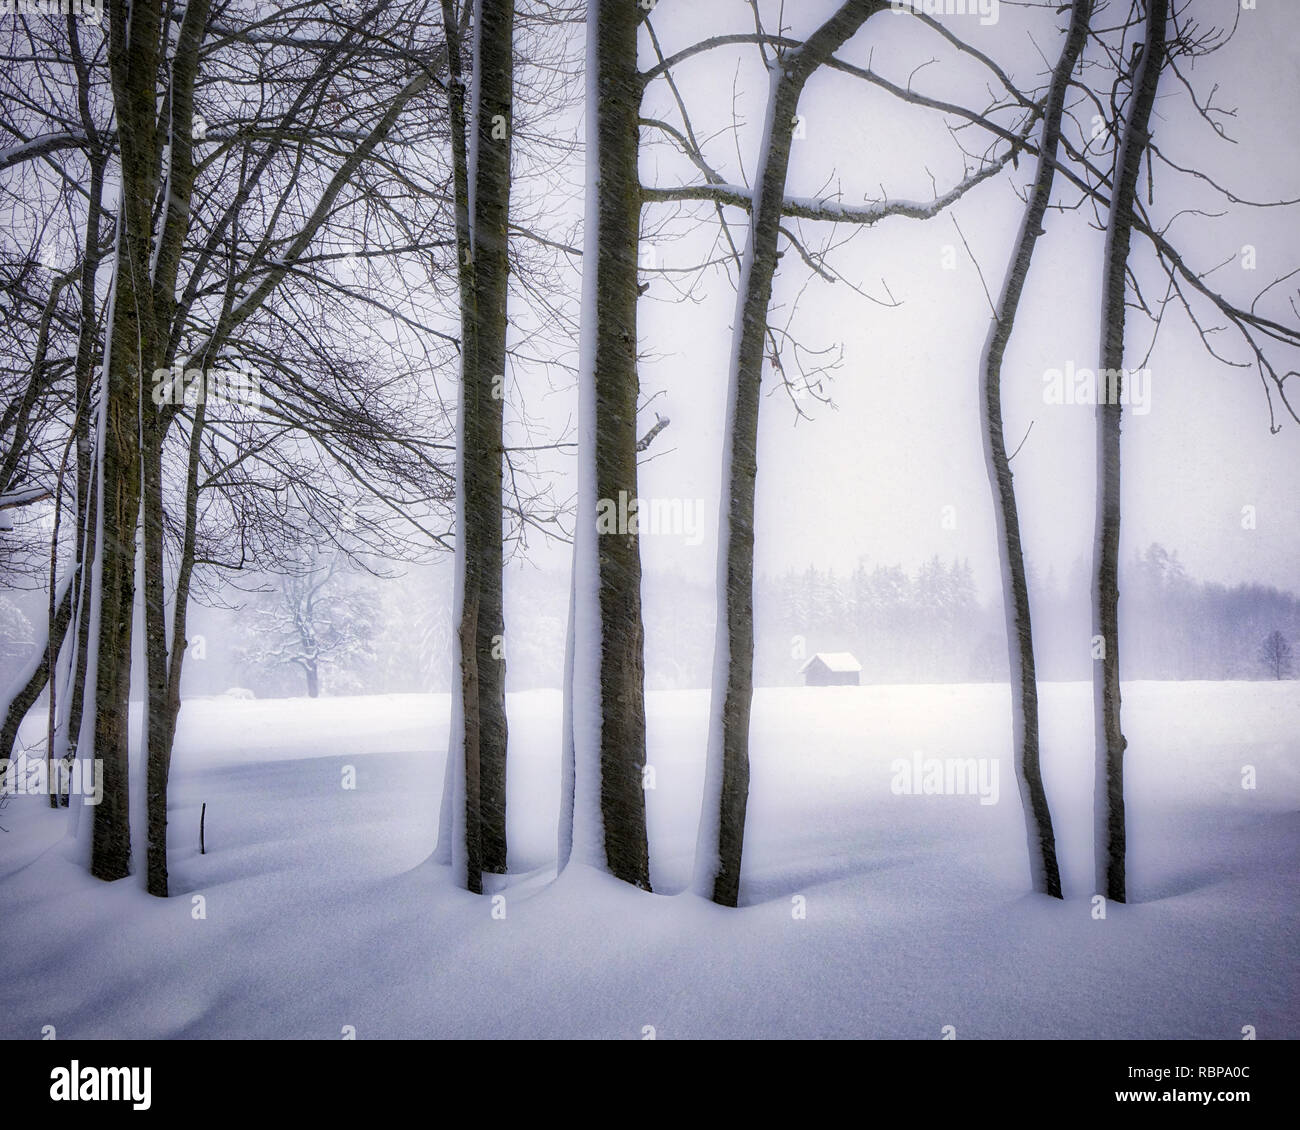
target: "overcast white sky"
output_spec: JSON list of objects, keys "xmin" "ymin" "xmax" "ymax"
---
[{"xmin": 505, "ymin": 0, "xmax": 1299, "ymax": 602}]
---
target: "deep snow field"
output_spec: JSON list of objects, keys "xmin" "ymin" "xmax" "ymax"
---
[{"xmin": 1, "ymin": 681, "xmax": 1296, "ymax": 1039}]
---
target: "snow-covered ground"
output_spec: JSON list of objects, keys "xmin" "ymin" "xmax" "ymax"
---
[{"xmin": 1, "ymin": 681, "xmax": 1296, "ymax": 1038}]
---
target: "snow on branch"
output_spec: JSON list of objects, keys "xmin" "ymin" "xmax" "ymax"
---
[
  {"xmin": 0, "ymin": 131, "xmax": 91, "ymax": 172},
  {"xmin": 642, "ymin": 148, "xmax": 1019, "ymax": 227},
  {"xmin": 0, "ymin": 485, "xmax": 53, "ymax": 510}
]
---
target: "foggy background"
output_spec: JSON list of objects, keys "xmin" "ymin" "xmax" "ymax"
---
[{"xmin": 2, "ymin": 0, "xmax": 1296, "ymax": 698}]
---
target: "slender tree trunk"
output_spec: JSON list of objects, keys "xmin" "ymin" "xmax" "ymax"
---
[
  {"xmin": 1094, "ymin": 0, "xmax": 1168, "ymax": 904},
  {"xmin": 138, "ymin": 0, "xmax": 209, "ymax": 897},
  {"xmin": 63, "ymin": 18, "xmax": 107, "ymax": 790},
  {"xmin": 65, "ymin": 478, "xmax": 97, "ymax": 764},
  {"xmin": 469, "ymin": 0, "xmax": 514, "ymax": 878},
  {"xmin": 437, "ymin": 0, "xmax": 516, "ymax": 882},
  {"xmin": 557, "ymin": 562, "xmax": 577, "ymax": 870},
  {"xmin": 435, "ymin": 0, "xmax": 483, "ymax": 890},
  {"xmin": 695, "ymin": 0, "xmax": 885, "ymax": 907},
  {"xmin": 0, "ymin": 577, "xmax": 74, "ymax": 785},
  {"xmin": 63, "ymin": 155, "xmax": 106, "ymax": 805},
  {"xmin": 156, "ymin": 402, "xmax": 206, "ymax": 781},
  {"xmin": 141, "ymin": 421, "xmax": 170, "ymax": 894},
  {"xmin": 90, "ymin": 0, "xmax": 164, "ymax": 882},
  {"xmin": 564, "ymin": 0, "xmax": 651, "ymax": 889},
  {"xmin": 88, "ymin": 247, "xmax": 144, "ymax": 882},
  {"xmin": 45, "ymin": 432, "xmax": 78, "ymax": 807},
  {"xmin": 977, "ymin": 0, "xmax": 1092, "ymax": 899}
]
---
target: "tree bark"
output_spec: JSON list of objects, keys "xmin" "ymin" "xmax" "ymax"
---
[
  {"xmin": 141, "ymin": 0, "xmax": 211, "ymax": 898},
  {"xmin": 90, "ymin": 0, "xmax": 165, "ymax": 882},
  {"xmin": 466, "ymin": 0, "xmax": 513, "ymax": 877},
  {"xmin": 142, "ymin": 421, "xmax": 170, "ymax": 892},
  {"xmin": 435, "ymin": 0, "xmax": 484, "ymax": 891},
  {"xmin": 63, "ymin": 72, "xmax": 107, "ymax": 796},
  {"xmin": 564, "ymin": 0, "xmax": 651, "ymax": 889},
  {"xmin": 696, "ymin": 0, "xmax": 886, "ymax": 907},
  {"xmin": 155, "ymin": 401, "xmax": 206, "ymax": 802},
  {"xmin": 977, "ymin": 0, "xmax": 1092, "ymax": 900},
  {"xmin": 1094, "ymin": 0, "xmax": 1168, "ymax": 904},
  {"xmin": 88, "ymin": 260, "xmax": 144, "ymax": 884}
]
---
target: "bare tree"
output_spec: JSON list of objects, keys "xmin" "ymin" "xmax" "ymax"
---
[
  {"xmin": 85, "ymin": 0, "xmax": 166, "ymax": 882},
  {"xmin": 972, "ymin": 0, "xmax": 1094, "ymax": 900},
  {"xmin": 693, "ymin": 0, "xmax": 889, "ymax": 907},
  {"xmin": 1093, "ymin": 0, "xmax": 1169, "ymax": 905},
  {"xmin": 560, "ymin": 0, "xmax": 651, "ymax": 890},
  {"xmin": 0, "ymin": 2, "xmax": 458, "ymax": 892},
  {"xmin": 437, "ymin": 0, "xmax": 515, "ymax": 893},
  {"xmin": 1258, "ymin": 630, "xmax": 1293, "ymax": 681},
  {"xmin": 641, "ymin": 4, "xmax": 1044, "ymax": 905}
]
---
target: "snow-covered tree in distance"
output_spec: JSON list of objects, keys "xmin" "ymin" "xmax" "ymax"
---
[
  {"xmin": 0, "ymin": 592, "xmax": 43, "ymax": 795},
  {"xmin": 240, "ymin": 552, "xmax": 379, "ymax": 698},
  {"xmin": 1258, "ymin": 631, "xmax": 1294, "ymax": 681},
  {"xmin": 0, "ymin": 595, "xmax": 33, "ymax": 680}
]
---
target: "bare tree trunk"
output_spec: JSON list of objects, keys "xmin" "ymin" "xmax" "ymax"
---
[
  {"xmin": 142, "ymin": 421, "xmax": 170, "ymax": 892},
  {"xmin": 90, "ymin": 0, "xmax": 165, "ymax": 882},
  {"xmin": 45, "ymin": 431, "xmax": 78, "ymax": 807},
  {"xmin": 26, "ymin": 27, "xmax": 105, "ymax": 805},
  {"xmin": 557, "ymin": 563, "xmax": 577, "ymax": 870},
  {"xmin": 88, "ymin": 269, "xmax": 143, "ymax": 884},
  {"xmin": 0, "ymin": 577, "xmax": 74, "ymax": 785},
  {"xmin": 977, "ymin": 0, "xmax": 1092, "ymax": 900},
  {"xmin": 564, "ymin": 0, "xmax": 650, "ymax": 889},
  {"xmin": 155, "ymin": 401, "xmax": 206, "ymax": 793},
  {"xmin": 63, "ymin": 104, "xmax": 106, "ymax": 803},
  {"xmin": 1094, "ymin": 0, "xmax": 1168, "ymax": 904},
  {"xmin": 696, "ymin": 0, "xmax": 885, "ymax": 907},
  {"xmin": 140, "ymin": 0, "xmax": 211, "ymax": 898},
  {"xmin": 467, "ymin": 0, "xmax": 513, "ymax": 877},
  {"xmin": 436, "ymin": 0, "xmax": 483, "ymax": 891}
]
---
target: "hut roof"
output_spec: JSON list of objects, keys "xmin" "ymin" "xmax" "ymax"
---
[{"xmin": 799, "ymin": 652, "xmax": 862, "ymax": 674}]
